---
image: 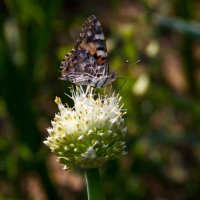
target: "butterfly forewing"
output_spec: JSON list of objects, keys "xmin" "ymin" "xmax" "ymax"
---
[{"xmin": 60, "ymin": 15, "xmax": 116, "ymax": 88}]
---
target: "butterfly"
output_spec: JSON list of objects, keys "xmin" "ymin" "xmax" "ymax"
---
[{"xmin": 60, "ymin": 15, "xmax": 116, "ymax": 88}]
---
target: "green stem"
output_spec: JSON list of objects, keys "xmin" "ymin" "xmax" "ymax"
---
[{"xmin": 85, "ymin": 168, "xmax": 106, "ymax": 200}]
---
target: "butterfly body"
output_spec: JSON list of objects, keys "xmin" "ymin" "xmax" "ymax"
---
[{"xmin": 60, "ymin": 15, "xmax": 116, "ymax": 88}]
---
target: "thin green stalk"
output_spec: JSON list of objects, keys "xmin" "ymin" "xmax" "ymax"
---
[{"xmin": 85, "ymin": 168, "xmax": 105, "ymax": 200}]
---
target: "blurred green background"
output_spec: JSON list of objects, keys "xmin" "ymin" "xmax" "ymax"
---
[{"xmin": 1, "ymin": 0, "xmax": 200, "ymax": 199}]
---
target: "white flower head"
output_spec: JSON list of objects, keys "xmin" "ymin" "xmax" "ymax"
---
[{"xmin": 44, "ymin": 86, "xmax": 127, "ymax": 169}]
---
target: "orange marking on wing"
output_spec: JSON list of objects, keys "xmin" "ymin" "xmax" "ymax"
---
[
  {"xmin": 97, "ymin": 57, "xmax": 105, "ymax": 65},
  {"xmin": 80, "ymin": 41, "xmax": 97, "ymax": 55}
]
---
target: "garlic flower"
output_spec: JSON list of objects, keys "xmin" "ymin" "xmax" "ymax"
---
[{"xmin": 44, "ymin": 86, "xmax": 127, "ymax": 169}]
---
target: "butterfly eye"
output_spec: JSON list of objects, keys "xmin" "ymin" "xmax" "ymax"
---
[{"xmin": 111, "ymin": 74, "xmax": 115, "ymax": 79}]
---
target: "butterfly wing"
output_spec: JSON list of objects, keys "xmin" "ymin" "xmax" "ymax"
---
[{"xmin": 60, "ymin": 15, "xmax": 109, "ymax": 85}]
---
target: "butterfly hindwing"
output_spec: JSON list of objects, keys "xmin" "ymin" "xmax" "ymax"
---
[{"xmin": 60, "ymin": 15, "xmax": 115, "ymax": 88}]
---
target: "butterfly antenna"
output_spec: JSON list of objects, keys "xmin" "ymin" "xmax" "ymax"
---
[
  {"xmin": 116, "ymin": 59, "xmax": 141, "ymax": 91},
  {"xmin": 116, "ymin": 77, "xmax": 126, "ymax": 91},
  {"xmin": 134, "ymin": 59, "xmax": 141, "ymax": 65},
  {"xmin": 125, "ymin": 59, "xmax": 141, "ymax": 65}
]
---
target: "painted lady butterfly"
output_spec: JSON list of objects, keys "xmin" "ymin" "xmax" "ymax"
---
[{"xmin": 60, "ymin": 15, "xmax": 116, "ymax": 88}]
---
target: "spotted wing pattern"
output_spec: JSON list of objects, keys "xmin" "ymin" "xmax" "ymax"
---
[{"xmin": 60, "ymin": 15, "xmax": 116, "ymax": 88}]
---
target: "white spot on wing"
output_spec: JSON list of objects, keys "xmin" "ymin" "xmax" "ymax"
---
[
  {"xmin": 94, "ymin": 34, "xmax": 105, "ymax": 40},
  {"xmin": 96, "ymin": 21, "xmax": 101, "ymax": 26},
  {"xmin": 87, "ymin": 31, "xmax": 92, "ymax": 36},
  {"xmin": 89, "ymin": 57, "xmax": 95, "ymax": 64},
  {"xmin": 97, "ymin": 50, "xmax": 107, "ymax": 57}
]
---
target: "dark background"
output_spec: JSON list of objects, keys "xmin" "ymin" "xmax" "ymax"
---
[{"xmin": 1, "ymin": 0, "xmax": 200, "ymax": 199}]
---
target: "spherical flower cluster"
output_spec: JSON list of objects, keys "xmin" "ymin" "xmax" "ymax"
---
[{"xmin": 44, "ymin": 86, "xmax": 127, "ymax": 169}]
